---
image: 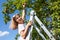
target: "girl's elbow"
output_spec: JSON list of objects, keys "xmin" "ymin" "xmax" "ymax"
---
[
  {"xmin": 22, "ymin": 35, "xmax": 26, "ymax": 39},
  {"xmin": 20, "ymin": 34, "xmax": 26, "ymax": 39},
  {"xmin": 20, "ymin": 30, "xmax": 26, "ymax": 39}
]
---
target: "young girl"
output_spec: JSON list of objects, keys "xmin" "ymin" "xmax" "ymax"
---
[{"xmin": 10, "ymin": 3, "xmax": 33, "ymax": 40}]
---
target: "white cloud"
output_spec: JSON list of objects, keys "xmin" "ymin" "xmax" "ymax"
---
[{"xmin": 0, "ymin": 31, "xmax": 9, "ymax": 37}]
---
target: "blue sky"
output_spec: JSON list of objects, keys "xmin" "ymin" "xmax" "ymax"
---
[
  {"xmin": 0, "ymin": 0, "xmax": 29, "ymax": 40},
  {"xmin": 0, "ymin": 0, "xmax": 18, "ymax": 40}
]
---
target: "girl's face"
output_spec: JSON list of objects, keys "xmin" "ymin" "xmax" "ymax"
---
[{"xmin": 15, "ymin": 15, "xmax": 23, "ymax": 24}]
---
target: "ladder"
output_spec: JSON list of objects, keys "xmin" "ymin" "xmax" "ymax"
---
[{"xmin": 29, "ymin": 10, "xmax": 56, "ymax": 40}]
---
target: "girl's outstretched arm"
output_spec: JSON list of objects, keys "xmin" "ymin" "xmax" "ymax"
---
[{"xmin": 22, "ymin": 3, "xmax": 26, "ymax": 20}]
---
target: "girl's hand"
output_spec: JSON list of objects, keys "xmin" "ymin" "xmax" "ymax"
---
[
  {"xmin": 27, "ymin": 21, "xmax": 33, "ymax": 27},
  {"xmin": 22, "ymin": 3, "xmax": 26, "ymax": 8}
]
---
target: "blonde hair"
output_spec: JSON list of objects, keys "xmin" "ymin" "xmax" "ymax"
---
[{"xmin": 10, "ymin": 14, "xmax": 20, "ymax": 30}]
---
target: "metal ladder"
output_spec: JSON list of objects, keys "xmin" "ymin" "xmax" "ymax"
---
[{"xmin": 29, "ymin": 10, "xmax": 56, "ymax": 40}]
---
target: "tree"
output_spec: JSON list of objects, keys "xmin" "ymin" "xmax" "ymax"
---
[{"xmin": 2, "ymin": 0, "xmax": 60, "ymax": 40}]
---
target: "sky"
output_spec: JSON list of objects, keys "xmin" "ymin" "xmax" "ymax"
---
[
  {"xmin": 0, "ymin": 0, "xmax": 28, "ymax": 40},
  {"xmin": 0, "ymin": 0, "xmax": 18, "ymax": 40}
]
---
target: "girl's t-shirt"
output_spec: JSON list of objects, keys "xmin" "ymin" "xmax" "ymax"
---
[{"xmin": 18, "ymin": 24, "xmax": 31, "ymax": 40}]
